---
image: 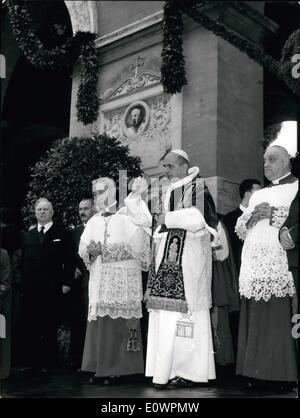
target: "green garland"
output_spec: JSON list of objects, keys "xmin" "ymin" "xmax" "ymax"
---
[
  {"xmin": 161, "ymin": 0, "xmax": 300, "ymax": 96},
  {"xmin": 161, "ymin": 0, "xmax": 187, "ymax": 94},
  {"xmin": 280, "ymin": 29, "xmax": 300, "ymax": 96},
  {"xmin": 7, "ymin": 0, "xmax": 99, "ymax": 125}
]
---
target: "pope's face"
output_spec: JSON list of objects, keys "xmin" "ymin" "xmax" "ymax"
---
[
  {"xmin": 163, "ymin": 152, "xmax": 187, "ymax": 181},
  {"xmin": 263, "ymin": 147, "xmax": 290, "ymax": 182}
]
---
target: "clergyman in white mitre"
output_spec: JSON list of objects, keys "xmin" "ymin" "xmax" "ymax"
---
[{"xmin": 235, "ymin": 134, "xmax": 298, "ymax": 384}]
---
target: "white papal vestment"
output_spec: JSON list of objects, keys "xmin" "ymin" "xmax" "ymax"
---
[{"xmin": 125, "ymin": 167, "xmax": 217, "ymax": 384}]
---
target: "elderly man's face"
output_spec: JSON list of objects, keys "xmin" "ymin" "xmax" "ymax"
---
[
  {"xmin": 131, "ymin": 108, "xmax": 141, "ymax": 126},
  {"xmin": 35, "ymin": 201, "xmax": 53, "ymax": 224},
  {"xmin": 163, "ymin": 152, "xmax": 188, "ymax": 181},
  {"xmin": 263, "ymin": 146, "xmax": 290, "ymax": 182}
]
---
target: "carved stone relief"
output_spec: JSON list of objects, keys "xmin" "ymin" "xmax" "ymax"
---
[
  {"xmin": 102, "ymin": 94, "xmax": 172, "ymax": 170},
  {"xmin": 97, "ymin": 59, "xmax": 182, "ymax": 173},
  {"xmin": 100, "ymin": 71, "xmax": 162, "ymax": 102}
]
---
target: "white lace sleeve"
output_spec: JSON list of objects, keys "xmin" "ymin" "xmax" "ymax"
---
[
  {"xmin": 124, "ymin": 194, "xmax": 152, "ymax": 227},
  {"xmin": 78, "ymin": 220, "xmax": 94, "ymax": 270},
  {"xmin": 235, "ymin": 210, "xmax": 253, "ymax": 241},
  {"xmin": 127, "ymin": 227, "xmax": 151, "ymax": 271},
  {"xmin": 78, "ymin": 239, "xmax": 91, "ymax": 271},
  {"xmin": 270, "ymin": 206, "xmax": 290, "ymax": 228}
]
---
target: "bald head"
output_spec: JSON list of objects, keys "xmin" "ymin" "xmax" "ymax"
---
[{"xmin": 264, "ymin": 145, "xmax": 291, "ymax": 182}]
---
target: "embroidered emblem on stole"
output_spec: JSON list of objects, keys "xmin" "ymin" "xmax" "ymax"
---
[{"xmin": 145, "ymin": 228, "xmax": 188, "ymax": 313}]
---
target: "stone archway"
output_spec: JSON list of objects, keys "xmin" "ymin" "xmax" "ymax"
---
[{"xmin": 64, "ymin": 1, "xmax": 98, "ymax": 34}]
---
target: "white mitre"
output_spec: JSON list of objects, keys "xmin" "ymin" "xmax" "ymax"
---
[
  {"xmin": 171, "ymin": 149, "xmax": 190, "ymax": 163},
  {"xmin": 269, "ymin": 123, "xmax": 297, "ymax": 158}
]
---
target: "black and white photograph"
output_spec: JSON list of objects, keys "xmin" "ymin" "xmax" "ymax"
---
[{"xmin": 0, "ymin": 0, "xmax": 299, "ymax": 404}]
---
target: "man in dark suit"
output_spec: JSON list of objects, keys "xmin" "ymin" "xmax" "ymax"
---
[
  {"xmin": 222, "ymin": 179, "xmax": 261, "ymax": 359},
  {"xmin": 279, "ymin": 191, "xmax": 298, "ymax": 314},
  {"xmin": 69, "ymin": 195, "xmax": 94, "ymax": 370},
  {"xmin": 223, "ymin": 179, "xmax": 261, "ymax": 273},
  {"xmin": 21, "ymin": 198, "xmax": 75, "ymax": 373}
]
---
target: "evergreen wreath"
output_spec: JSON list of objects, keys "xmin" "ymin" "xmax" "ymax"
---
[
  {"xmin": 280, "ymin": 29, "xmax": 300, "ymax": 96},
  {"xmin": 161, "ymin": 0, "xmax": 300, "ymax": 96},
  {"xmin": 7, "ymin": 0, "xmax": 100, "ymax": 125},
  {"xmin": 161, "ymin": 0, "xmax": 187, "ymax": 94}
]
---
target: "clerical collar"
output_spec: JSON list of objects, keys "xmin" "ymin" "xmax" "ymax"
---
[
  {"xmin": 38, "ymin": 221, "xmax": 53, "ymax": 233},
  {"xmin": 239, "ymin": 204, "xmax": 247, "ymax": 213},
  {"xmin": 272, "ymin": 172, "xmax": 291, "ymax": 185}
]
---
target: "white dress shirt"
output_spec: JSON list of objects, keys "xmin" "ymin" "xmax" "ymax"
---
[{"xmin": 37, "ymin": 221, "xmax": 53, "ymax": 234}]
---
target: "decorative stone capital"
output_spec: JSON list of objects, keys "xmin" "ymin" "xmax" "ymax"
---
[
  {"xmin": 100, "ymin": 70, "xmax": 162, "ymax": 102},
  {"xmin": 64, "ymin": 1, "xmax": 98, "ymax": 34}
]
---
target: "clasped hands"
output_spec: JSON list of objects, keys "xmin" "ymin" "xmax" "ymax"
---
[
  {"xmin": 279, "ymin": 227, "xmax": 295, "ymax": 250},
  {"xmin": 87, "ymin": 240, "xmax": 102, "ymax": 262},
  {"xmin": 248, "ymin": 202, "xmax": 271, "ymax": 228}
]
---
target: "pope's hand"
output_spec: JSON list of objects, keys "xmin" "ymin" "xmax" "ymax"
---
[{"xmin": 130, "ymin": 176, "xmax": 149, "ymax": 197}]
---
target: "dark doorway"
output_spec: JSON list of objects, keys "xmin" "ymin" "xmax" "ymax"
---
[{"xmin": 1, "ymin": 1, "xmax": 73, "ymax": 225}]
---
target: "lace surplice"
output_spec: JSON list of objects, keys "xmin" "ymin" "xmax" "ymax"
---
[
  {"xmin": 235, "ymin": 182, "xmax": 298, "ymax": 301},
  {"xmin": 79, "ymin": 212, "xmax": 150, "ymax": 321}
]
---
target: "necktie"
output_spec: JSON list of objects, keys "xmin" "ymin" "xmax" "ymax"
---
[{"xmin": 40, "ymin": 226, "xmax": 45, "ymax": 242}]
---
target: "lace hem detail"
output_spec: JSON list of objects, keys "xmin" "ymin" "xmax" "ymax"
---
[
  {"xmin": 235, "ymin": 211, "xmax": 252, "ymax": 241},
  {"xmin": 88, "ymin": 301, "xmax": 142, "ymax": 321},
  {"xmin": 240, "ymin": 286, "xmax": 296, "ymax": 302},
  {"xmin": 239, "ymin": 242, "xmax": 296, "ymax": 301}
]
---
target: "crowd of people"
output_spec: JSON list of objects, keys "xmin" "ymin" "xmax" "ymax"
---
[{"xmin": 0, "ymin": 142, "xmax": 298, "ymax": 394}]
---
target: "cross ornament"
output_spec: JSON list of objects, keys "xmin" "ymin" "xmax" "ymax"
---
[
  {"xmin": 103, "ymin": 217, "xmax": 111, "ymax": 245},
  {"xmin": 130, "ymin": 56, "xmax": 144, "ymax": 78}
]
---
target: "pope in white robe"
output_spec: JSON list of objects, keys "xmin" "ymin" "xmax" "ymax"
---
[{"xmin": 125, "ymin": 150, "xmax": 218, "ymax": 387}]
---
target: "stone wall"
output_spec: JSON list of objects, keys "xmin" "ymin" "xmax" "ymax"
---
[{"xmin": 69, "ymin": 1, "xmax": 272, "ymax": 214}]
